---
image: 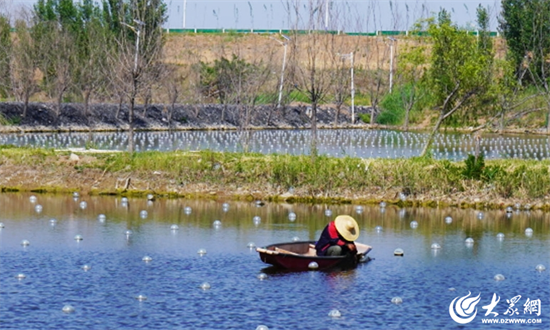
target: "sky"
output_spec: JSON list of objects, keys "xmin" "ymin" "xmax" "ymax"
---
[{"xmin": 4, "ymin": 0, "xmax": 503, "ymax": 33}]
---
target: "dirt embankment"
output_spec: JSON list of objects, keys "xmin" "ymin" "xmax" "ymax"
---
[{"xmin": 0, "ymin": 102, "xmax": 376, "ymax": 133}]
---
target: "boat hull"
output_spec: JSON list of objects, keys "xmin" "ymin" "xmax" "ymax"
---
[{"xmin": 257, "ymin": 241, "xmax": 371, "ymax": 271}]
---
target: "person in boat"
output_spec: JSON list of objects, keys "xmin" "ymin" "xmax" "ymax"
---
[{"xmin": 315, "ymin": 215, "xmax": 359, "ymax": 256}]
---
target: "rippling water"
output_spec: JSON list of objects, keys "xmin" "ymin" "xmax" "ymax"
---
[
  {"xmin": 1, "ymin": 129, "xmax": 550, "ymax": 160},
  {"xmin": 0, "ymin": 194, "xmax": 548, "ymax": 329}
]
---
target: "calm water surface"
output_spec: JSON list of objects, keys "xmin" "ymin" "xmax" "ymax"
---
[{"xmin": 0, "ymin": 194, "xmax": 548, "ymax": 329}]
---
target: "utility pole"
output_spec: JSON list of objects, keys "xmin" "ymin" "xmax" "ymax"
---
[
  {"xmin": 325, "ymin": 0, "xmax": 329, "ymax": 31},
  {"xmin": 183, "ymin": 0, "xmax": 187, "ymax": 29},
  {"xmin": 338, "ymin": 52, "xmax": 355, "ymax": 123},
  {"xmin": 271, "ymin": 35, "xmax": 290, "ymax": 108},
  {"xmin": 388, "ymin": 37, "xmax": 396, "ymax": 93}
]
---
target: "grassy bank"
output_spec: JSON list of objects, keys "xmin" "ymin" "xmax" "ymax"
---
[{"xmin": 1, "ymin": 146, "xmax": 549, "ymax": 209}]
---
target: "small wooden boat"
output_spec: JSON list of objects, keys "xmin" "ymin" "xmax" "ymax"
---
[{"xmin": 256, "ymin": 241, "xmax": 372, "ymax": 271}]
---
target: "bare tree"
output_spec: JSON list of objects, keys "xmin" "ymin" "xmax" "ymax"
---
[
  {"xmin": 35, "ymin": 22, "xmax": 75, "ymax": 118},
  {"xmin": 74, "ymin": 17, "xmax": 109, "ymax": 117},
  {"xmin": 0, "ymin": 12, "xmax": 11, "ymax": 99},
  {"xmin": 10, "ymin": 19, "xmax": 39, "ymax": 118},
  {"xmin": 288, "ymin": 0, "xmax": 336, "ymax": 154}
]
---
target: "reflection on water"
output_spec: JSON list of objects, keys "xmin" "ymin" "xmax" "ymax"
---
[
  {"xmin": 0, "ymin": 193, "xmax": 548, "ymax": 329},
  {"xmin": 1, "ymin": 129, "xmax": 550, "ymax": 160}
]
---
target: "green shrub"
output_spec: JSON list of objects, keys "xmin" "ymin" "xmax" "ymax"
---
[
  {"xmin": 463, "ymin": 154, "xmax": 485, "ymax": 180},
  {"xmin": 378, "ymin": 89, "xmax": 406, "ymax": 125},
  {"xmin": 358, "ymin": 113, "xmax": 371, "ymax": 123}
]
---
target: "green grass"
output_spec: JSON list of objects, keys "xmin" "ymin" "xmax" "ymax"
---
[{"xmin": 2, "ymin": 148, "xmax": 550, "ymax": 205}]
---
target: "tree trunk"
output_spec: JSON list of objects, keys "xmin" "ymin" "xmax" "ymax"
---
[
  {"xmin": 334, "ymin": 104, "xmax": 341, "ymax": 127},
  {"xmin": 23, "ymin": 97, "xmax": 29, "ymax": 118},
  {"xmin": 370, "ymin": 102, "xmax": 377, "ymax": 125},
  {"xmin": 403, "ymin": 105, "xmax": 411, "ymax": 131},
  {"xmin": 116, "ymin": 95, "xmax": 123, "ymax": 119},
  {"xmin": 56, "ymin": 91, "xmax": 64, "ymax": 118},
  {"xmin": 420, "ymin": 113, "xmax": 445, "ymax": 157},
  {"xmin": 84, "ymin": 89, "xmax": 91, "ymax": 117},
  {"xmin": 143, "ymin": 88, "xmax": 152, "ymax": 116},
  {"xmin": 311, "ymin": 101, "xmax": 318, "ymax": 156}
]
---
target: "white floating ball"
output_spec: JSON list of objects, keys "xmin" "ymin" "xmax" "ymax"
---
[
  {"xmin": 535, "ymin": 264, "xmax": 546, "ymax": 272},
  {"xmin": 292, "ymin": 236, "xmax": 300, "ymax": 242},
  {"xmin": 200, "ymin": 282, "xmax": 211, "ymax": 290},
  {"xmin": 21, "ymin": 239, "xmax": 30, "ymax": 246},
  {"xmin": 375, "ymin": 226, "xmax": 383, "ymax": 232},
  {"xmin": 380, "ymin": 201, "xmax": 387, "ymax": 208},
  {"xmin": 288, "ymin": 212, "xmax": 297, "ymax": 221},
  {"xmin": 16, "ymin": 273, "xmax": 26, "ymax": 280},
  {"xmin": 35, "ymin": 204, "xmax": 43, "ymax": 213},
  {"xmin": 255, "ymin": 200, "xmax": 264, "ymax": 207},
  {"xmin": 197, "ymin": 248, "xmax": 207, "ymax": 255},
  {"xmin": 524, "ymin": 204, "xmax": 531, "ymax": 210},
  {"xmin": 29, "ymin": 195, "xmax": 37, "ymax": 203},
  {"xmin": 62, "ymin": 305, "xmax": 75, "ymax": 313},
  {"xmin": 222, "ymin": 203, "xmax": 230, "ymax": 212},
  {"xmin": 213, "ymin": 220, "xmax": 222, "ymax": 228},
  {"xmin": 494, "ymin": 274, "xmax": 505, "ymax": 281},
  {"xmin": 0, "ymin": 222, "xmax": 4, "ymax": 228},
  {"xmin": 98, "ymin": 214, "xmax": 106, "ymax": 222},
  {"xmin": 81, "ymin": 265, "xmax": 91, "ymax": 271},
  {"xmin": 253, "ymin": 216, "xmax": 261, "ymax": 225},
  {"xmin": 308, "ymin": 261, "xmax": 319, "ymax": 270},
  {"xmin": 146, "ymin": 194, "xmax": 155, "ymax": 201},
  {"xmin": 497, "ymin": 233, "xmax": 505, "ymax": 239},
  {"xmin": 394, "ymin": 248, "xmax": 404, "ymax": 256},
  {"xmin": 73, "ymin": 192, "xmax": 80, "ymax": 198},
  {"xmin": 142, "ymin": 256, "xmax": 152, "ymax": 262},
  {"xmin": 324, "ymin": 209, "xmax": 332, "ymax": 217},
  {"xmin": 139, "ymin": 210, "xmax": 148, "ymax": 219},
  {"xmin": 505, "ymin": 206, "xmax": 513, "ymax": 213},
  {"xmin": 74, "ymin": 235, "xmax": 83, "ymax": 241},
  {"xmin": 79, "ymin": 201, "xmax": 87, "ymax": 209},
  {"xmin": 121, "ymin": 197, "xmax": 129, "ymax": 203},
  {"xmin": 184, "ymin": 206, "xmax": 192, "ymax": 215},
  {"xmin": 444, "ymin": 216, "xmax": 453, "ymax": 224},
  {"xmin": 328, "ymin": 309, "xmax": 341, "ymax": 318},
  {"xmin": 257, "ymin": 273, "xmax": 268, "ymax": 280},
  {"xmin": 514, "ymin": 203, "xmax": 521, "ymax": 210},
  {"xmin": 465, "ymin": 237, "xmax": 474, "ymax": 244},
  {"xmin": 410, "ymin": 221, "xmax": 418, "ymax": 229},
  {"xmin": 170, "ymin": 224, "xmax": 179, "ymax": 231},
  {"xmin": 255, "ymin": 325, "xmax": 269, "ymax": 330},
  {"xmin": 391, "ymin": 297, "xmax": 403, "ymax": 304},
  {"xmin": 448, "ymin": 287, "xmax": 456, "ymax": 291},
  {"xmin": 477, "ymin": 212, "xmax": 484, "ymax": 220},
  {"xmin": 135, "ymin": 295, "xmax": 147, "ymax": 301},
  {"xmin": 247, "ymin": 242, "xmax": 256, "ymax": 249},
  {"xmin": 525, "ymin": 228, "xmax": 533, "ymax": 236},
  {"xmin": 431, "ymin": 243, "xmax": 441, "ymax": 249},
  {"xmin": 355, "ymin": 206, "xmax": 364, "ymax": 214},
  {"xmin": 125, "ymin": 230, "xmax": 132, "ymax": 236}
]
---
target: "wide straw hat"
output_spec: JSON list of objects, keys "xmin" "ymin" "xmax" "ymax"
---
[{"xmin": 334, "ymin": 215, "xmax": 359, "ymax": 241}]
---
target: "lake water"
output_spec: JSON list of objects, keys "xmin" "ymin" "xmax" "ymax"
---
[
  {"xmin": 0, "ymin": 193, "xmax": 548, "ymax": 329},
  {"xmin": 1, "ymin": 129, "xmax": 549, "ymax": 160}
]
